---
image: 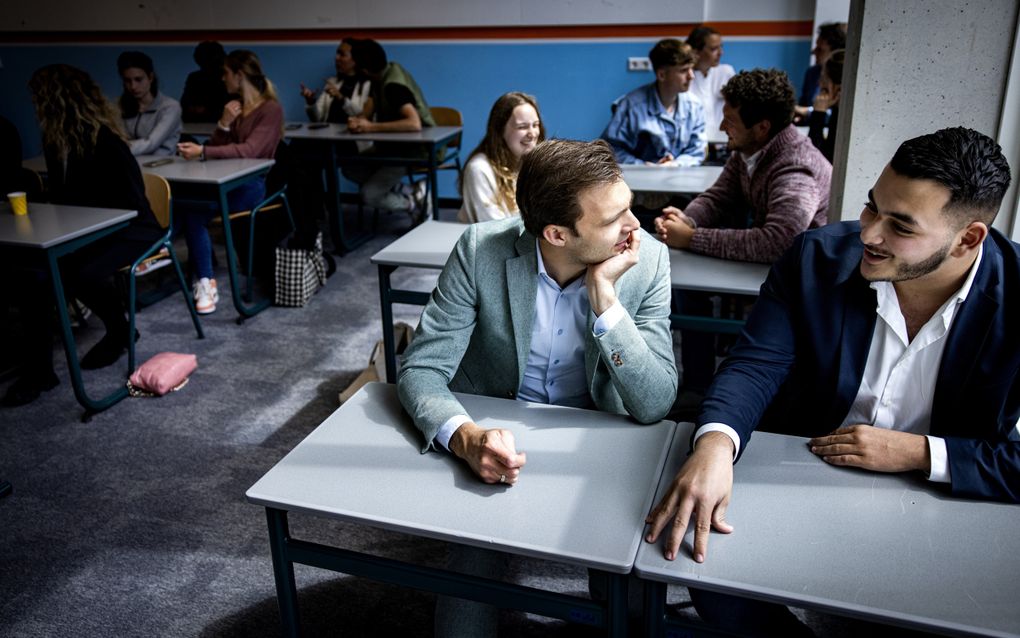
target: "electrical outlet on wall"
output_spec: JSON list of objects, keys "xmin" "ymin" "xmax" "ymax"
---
[{"xmin": 628, "ymin": 57, "xmax": 652, "ymax": 72}]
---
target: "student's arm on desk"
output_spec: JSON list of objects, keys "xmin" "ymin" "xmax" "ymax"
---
[
  {"xmin": 587, "ymin": 232, "xmax": 678, "ymax": 423},
  {"xmin": 687, "ymin": 165, "xmax": 823, "ymax": 263},
  {"xmin": 348, "ymin": 103, "xmax": 421, "ymax": 133},
  {"xmin": 645, "ymin": 431, "xmax": 735, "ymax": 562},
  {"xmin": 679, "ymin": 158, "xmax": 744, "ymax": 231}
]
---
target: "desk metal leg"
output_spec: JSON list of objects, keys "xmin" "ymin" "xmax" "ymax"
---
[
  {"xmin": 266, "ymin": 508, "xmax": 301, "ymax": 638},
  {"xmin": 604, "ymin": 571, "xmax": 629, "ymax": 638},
  {"xmin": 428, "ymin": 144, "xmax": 440, "ymax": 220},
  {"xmin": 46, "ymin": 248, "xmax": 129, "ymax": 420},
  {"xmin": 643, "ymin": 580, "xmax": 667, "ymax": 637},
  {"xmin": 378, "ymin": 265, "xmax": 398, "ymax": 383},
  {"xmin": 326, "ymin": 146, "xmax": 371, "ymax": 255},
  {"xmin": 0, "ymin": 480, "xmax": 11, "ymax": 499},
  {"xmin": 217, "ymin": 188, "xmax": 270, "ymax": 323}
]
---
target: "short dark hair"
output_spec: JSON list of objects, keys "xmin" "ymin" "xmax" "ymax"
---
[
  {"xmin": 817, "ymin": 22, "xmax": 847, "ymax": 51},
  {"xmin": 648, "ymin": 38, "xmax": 695, "ymax": 72},
  {"xmin": 889, "ymin": 127, "xmax": 1012, "ymax": 225},
  {"xmin": 686, "ymin": 25, "xmax": 720, "ymax": 51},
  {"xmin": 721, "ymin": 69, "xmax": 796, "ymax": 137},
  {"xmin": 823, "ymin": 49, "xmax": 845, "ymax": 86},
  {"xmin": 517, "ymin": 139, "xmax": 622, "ymax": 238},
  {"xmin": 355, "ymin": 39, "xmax": 388, "ymax": 75},
  {"xmin": 193, "ymin": 41, "xmax": 225, "ymax": 71}
]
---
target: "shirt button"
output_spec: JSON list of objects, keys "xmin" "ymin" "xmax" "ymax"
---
[
  {"xmin": 557, "ymin": 329, "xmax": 563, "ymax": 335},
  {"xmin": 553, "ymin": 359, "xmax": 559, "ymax": 364},
  {"xmin": 881, "ymin": 398, "xmax": 890, "ymax": 407},
  {"xmin": 549, "ymin": 380, "xmax": 555, "ymax": 386}
]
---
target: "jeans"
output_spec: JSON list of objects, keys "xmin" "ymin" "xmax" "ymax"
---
[{"xmin": 175, "ymin": 177, "xmax": 266, "ymax": 280}]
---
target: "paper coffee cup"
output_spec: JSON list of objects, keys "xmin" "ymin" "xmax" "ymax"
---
[{"xmin": 7, "ymin": 192, "xmax": 27, "ymax": 215}]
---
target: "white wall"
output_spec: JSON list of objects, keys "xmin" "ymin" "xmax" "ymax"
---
[
  {"xmin": 0, "ymin": 0, "xmax": 815, "ymax": 32},
  {"xmin": 831, "ymin": 0, "xmax": 1020, "ymax": 238}
]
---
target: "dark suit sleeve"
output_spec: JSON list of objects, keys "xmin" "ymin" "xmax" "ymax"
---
[
  {"xmin": 697, "ymin": 233, "xmax": 805, "ymax": 457},
  {"xmin": 944, "ymin": 375, "xmax": 1020, "ymax": 502}
]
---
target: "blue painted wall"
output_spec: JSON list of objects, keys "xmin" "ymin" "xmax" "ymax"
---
[{"xmin": 1, "ymin": 38, "xmax": 809, "ymax": 196}]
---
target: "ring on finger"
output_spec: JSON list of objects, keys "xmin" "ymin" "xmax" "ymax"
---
[{"xmin": 499, "ymin": 474, "xmax": 507, "ymax": 484}]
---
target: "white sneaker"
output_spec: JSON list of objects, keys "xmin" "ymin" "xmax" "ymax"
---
[
  {"xmin": 409, "ymin": 178, "xmax": 431, "ymax": 224},
  {"xmin": 193, "ymin": 277, "xmax": 218, "ymax": 315}
]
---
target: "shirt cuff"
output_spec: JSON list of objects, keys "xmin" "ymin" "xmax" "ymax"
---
[
  {"xmin": 592, "ymin": 301, "xmax": 625, "ymax": 336},
  {"xmin": 693, "ymin": 423, "xmax": 741, "ymax": 462},
  {"xmin": 435, "ymin": 414, "xmax": 473, "ymax": 451},
  {"xmin": 925, "ymin": 435, "xmax": 951, "ymax": 483}
]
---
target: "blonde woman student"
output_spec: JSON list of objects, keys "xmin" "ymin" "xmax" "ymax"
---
[
  {"xmin": 176, "ymin": 49, "xmax": 283, "ymax": 315},
  {"xmin": 457, "ymin": 92, "xmax": 545, "ymax": 223}
]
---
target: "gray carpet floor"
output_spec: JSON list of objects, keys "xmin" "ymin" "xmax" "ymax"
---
[{"xmin": 0, "ymin": 207, "xmax": 937, "ymax": 637}]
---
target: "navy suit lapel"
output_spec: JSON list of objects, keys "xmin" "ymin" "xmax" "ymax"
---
[
  {"xmin": 506, "ymin": 232, "xmax": 538, "ymax": 388},
  {"xmin": 931, "ymin": 250, "xmax": 1001, "ymax": 435}
]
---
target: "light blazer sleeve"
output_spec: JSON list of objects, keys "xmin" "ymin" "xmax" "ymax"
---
[
  {"xmin": 397, "ymin": 224, "xmax": 482, "ymax": 451},
  {"xmin": 589, "ymin": 234, "xmax": 678, "ymax": 423}
]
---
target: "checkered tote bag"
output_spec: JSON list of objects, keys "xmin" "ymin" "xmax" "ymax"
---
[{"xmin": 274, "ymin": 232, "xmax": 327, "ymax": 307}]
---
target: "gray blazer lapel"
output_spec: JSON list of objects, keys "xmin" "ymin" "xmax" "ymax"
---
[{"xmin": 506, "ymin": 232, "xmax": 538, "ymax": 387}]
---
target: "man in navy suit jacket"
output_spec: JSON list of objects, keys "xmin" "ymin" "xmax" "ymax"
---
[{"xmin": 647, "ymin": 127, "xmax": 1017, "ymax": 567}]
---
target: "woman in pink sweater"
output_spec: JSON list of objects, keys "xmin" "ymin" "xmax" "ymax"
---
[{"xmin": 176, "ymin": 49, "xmax": 283, "ymax": 314}]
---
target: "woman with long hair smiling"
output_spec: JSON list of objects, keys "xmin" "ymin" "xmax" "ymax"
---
[{"xmin": 457, "ymin": 92, "xmax": 545, "ymax": 223}]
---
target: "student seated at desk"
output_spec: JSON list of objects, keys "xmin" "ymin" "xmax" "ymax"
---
[
  {"xmin": 687, "ymin": 25, "xmax": 736, "ymax": 138},
  {"xmin": 794, "ymin": 22, "xmax": 846, "ymax": 124},
  {"xmin": 3, "ymin": 65, "xmax": 162, "ymax": 407},
  {"xmin": 176, "ymin": 49, "xmax": 283, "ymax": 315},
  {"xmin": 647, "ymin": 127, "xmax": 1019, "ymax": 636},
  {"xmin": 457, "ymin": 91, "xmax": 545, "ymax": 223},
  {"xmin": 654, "ymin": 68, "xmax": 830, "ymax": 399},
  {"xmin": 180, "ymin": 40, "xmax": 231, "ymax": 124},
  {"xmin": 342, "ymin": 39, "xmax": 436, "ymax": 219},
  {"xmin": 299, "ymin": 37, "xmax": 372, "ymax": 124},
  {"xmin": 603, "ymin": 38, "xmax": 706, "ymax": 168},
  {"xmin": 400, "ymin": 140, "xmax": 677, "ymax": 636},
  {"xmin": 117, "ymin": 51, "xmax": 182, "ymax": 157},
  {"xmin": 807, "ymin": 49, "xmax": 844, "ymax": 163}
]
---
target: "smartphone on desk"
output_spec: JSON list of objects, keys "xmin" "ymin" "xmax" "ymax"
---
[
  {"xmin": 307, "ymin": 122, "xmax": 329, "ymax": 130},
  {"xmin": 284, "ymin": 123, "xmax": 303, "ymax": 130},
  {"xmin": 142, "ymin": 158, "xmax": 174, "ymax": 168}
]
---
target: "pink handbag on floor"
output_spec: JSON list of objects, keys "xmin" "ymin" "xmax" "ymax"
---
[{"xmin": 127, "ymin": 352, "xmax": 198, "ymax": 397}]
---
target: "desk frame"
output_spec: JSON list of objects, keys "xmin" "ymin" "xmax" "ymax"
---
[
  {"xmin": 263, "ymin": 507, "xmax": 630, "ymax": 637},
  {"xmin": 165, "ymin": 165, "xmax": 275, "ymax": 323}
]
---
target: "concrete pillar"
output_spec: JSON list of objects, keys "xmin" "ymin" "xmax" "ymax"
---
[{"xmin": 831, "ymin": 0, "xmax": 1020, "ymax": 236}]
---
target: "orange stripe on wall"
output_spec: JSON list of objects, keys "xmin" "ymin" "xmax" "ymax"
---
[{"xmin": 2, "ymin": 21, "xmax": 812, "ymax": 44}]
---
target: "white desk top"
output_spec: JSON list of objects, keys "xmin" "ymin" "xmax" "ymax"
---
[
  {"xmin": 371, "ymin": 220, "xmax": 769, "ymax": 296},
  {"xmin": 669, "ymin": 249, "xmax": 769, "ymax": 295},
  {"xmin": 0, "ymin": 202, "xmax": 136, "ymax": 249},
  {"xmin": 246, "ymin": 382, "xmax": 676, "ymax": 573},
  {"xmin": 23, "ymin": 155, "xmax": 274, "ymax": 185},
  {"xmin": 136, "ymin": 156, "xmax": 274, "ymax": 185},
  {"xmin": 636, "ymin": 423, "xmax": 1020, "ymax": 637},
  {"xmin": 370, "ymin": 220, "xmax": 466, "ymax": 268},
  {"xmin": 622, "ymin": 165, "xmax": 722, "ymax": 194},
  {"xmin": 282, "ymin": 122, "xmax": 461, "ymax": 144}
]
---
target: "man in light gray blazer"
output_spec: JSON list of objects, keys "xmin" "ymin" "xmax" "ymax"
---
[{"xmin": 398, "ymin": 139, "xmax": 678, "ymax": 485}]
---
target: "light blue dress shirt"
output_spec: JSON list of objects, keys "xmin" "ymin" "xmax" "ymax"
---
[
  {"xmin": 602, "ymin": 82, "xmax": 706, "ymax": 166},
  {"xmin": 434, "ymin": 241, "xmax": 624, "ymax": 450}
]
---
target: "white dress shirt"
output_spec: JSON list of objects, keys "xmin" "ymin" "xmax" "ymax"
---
[
  {"xmin": 434, "ymin": 241, "xmax": 624, "ymax": 450},
  {"xmin": 696, "ymin": 247, "xmax": 1008, "ymax": 483},
  {"xmin": 689, "ymin": 63, "xmax": 735, "ymax": 137}
]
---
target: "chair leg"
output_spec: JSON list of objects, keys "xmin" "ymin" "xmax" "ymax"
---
[
  {"xmin": 169, "ymin": 243, "xmax": 205, "ymax": 340},
  {"xmin": 128, "ymin": 266, "xmax": 138, "ymax": 373}
]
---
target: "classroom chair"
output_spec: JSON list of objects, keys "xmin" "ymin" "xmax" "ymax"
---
[{"xmin": 127, "ymin": 173, "xmax": 205, "ymax": 372}]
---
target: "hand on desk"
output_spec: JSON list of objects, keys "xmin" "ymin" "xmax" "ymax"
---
[
  {"xmin": 645, "ymin": 153, "xmax": 675, "ymax": 167},
  {"xmin": 586, "ymin": 229, "xmax": 640, "ymax": 315},
  {"xmin": 654, "ymin": 206, "xmax": 696, "ymax": 249},
  {"xmin": 347, "ymin": 116, "xmax": 375, "ymax": 133},
  {"xmin": 449, "ymin": 422, "xmax": 527, "ymax": 485},
  {"xmin": 645, "ymin": 431, "xmax": 734, "ymax": 562},
  {"xmin": 809, "ymin": 425, "xmax": 930, "ymax": 473},
  {"xmin": 177, "ymin": 142, "xmax": 204, "ymax": 160}
]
